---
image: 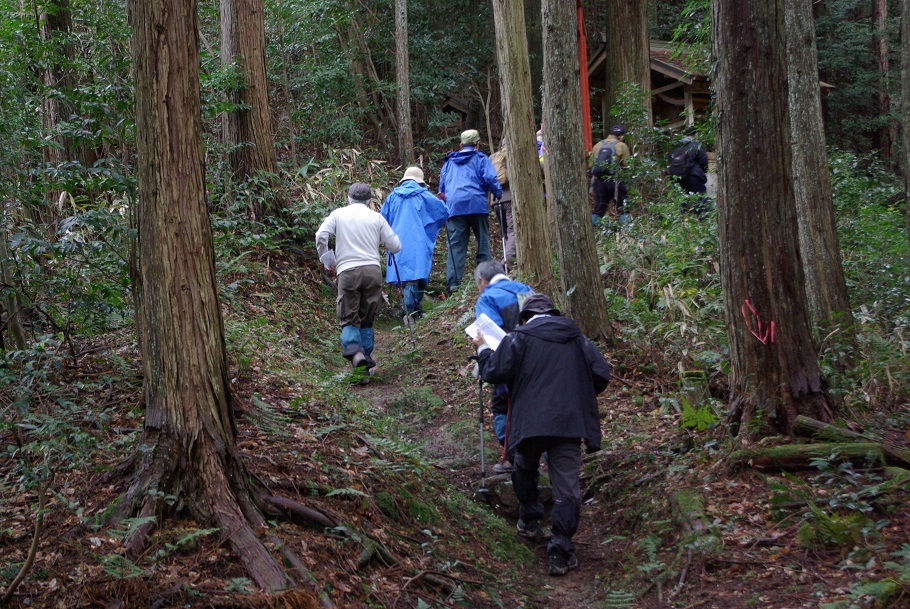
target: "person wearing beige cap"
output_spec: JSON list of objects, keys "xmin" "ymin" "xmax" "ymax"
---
[
  {"xmin": 379, "ymin": 167, "xmax": 449, "ymax": 320},
  {"xmin": 316, "ymin": 182, "xmax": 401, "ymax": 377},
  {"xmin": 437, "ymin": 129, "xmax": 503, "ymax": 293}
]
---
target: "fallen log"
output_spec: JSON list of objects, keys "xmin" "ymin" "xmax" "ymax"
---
[
  {"xmin": 727, "ymin": 442, "xmax": 885, "ymax": 471},
  {"xmin": 794, "ymin": 415, "xmax": 910, "ymax": 468}
]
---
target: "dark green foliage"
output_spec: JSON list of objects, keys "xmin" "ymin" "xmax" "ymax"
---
[
  {"xmin": 263, "ymin": 0, "xmax": 497, "ymax": 163},
  {"xmin": 815, "ymin": 0, "xmax": 899, "ymax": 150}
]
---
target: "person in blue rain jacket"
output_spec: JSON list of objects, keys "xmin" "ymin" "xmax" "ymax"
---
[
  {"xmin": 380, "ymin": 167, "xmax": 449, "ymax": 318},
  {"xmin": 437, "ymin": 129, "xmax": 502, "ymax": 293}
]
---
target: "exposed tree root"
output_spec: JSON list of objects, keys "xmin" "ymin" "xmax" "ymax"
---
[
  {"xmin": 261, "ymin": 494, "xmax": 338, "ymax": 528},
  {"xmin": 1, "ymin": 479, "xmax": 49, "ymax": 604},
  {"xmin": 111, "ymin": 432, "xmax": 289, "ymax": 593}
]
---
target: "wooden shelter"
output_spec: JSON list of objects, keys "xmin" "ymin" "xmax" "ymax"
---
[{"xmin": 587, "ymin": 40, "xmax": 710, "ymax": 134}]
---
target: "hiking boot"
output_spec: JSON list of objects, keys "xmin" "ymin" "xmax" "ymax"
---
[
  {"xmin": 516, "ymin": 519, "xmax": 545, "ymax": 542},
  {"xmin": 351, "ymin": 352, "xmax": 375, "ymax": 370},
  {"xmin": 492, "ymin": 460, "xmax": 513, "ymax": 474},
  {"xmin": 548, "ymin": 552, "xmax": 579, "ymax": 576}
]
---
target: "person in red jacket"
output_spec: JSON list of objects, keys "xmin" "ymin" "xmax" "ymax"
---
[{"xmin": 471, "ymin": 294, "xmax": 611, "ymax": 576}]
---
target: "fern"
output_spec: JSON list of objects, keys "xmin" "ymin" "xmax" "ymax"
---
[
  {"xmin": 601, "ymin": 589, "xmax": 635, "ymax": 609},
  {"xmin": 326, "ymin": 487, "xmax": 368, "ymax": 498},
  {"xmin": 100, "ymin": 554, "xmax": 146, "ymax": 579}
]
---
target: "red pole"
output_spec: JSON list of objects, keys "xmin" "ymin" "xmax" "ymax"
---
[{"xmin": 577, "ymin": 0, "xmax": 592, "ymax": 151}]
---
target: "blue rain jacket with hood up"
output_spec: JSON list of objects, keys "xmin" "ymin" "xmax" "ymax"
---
[
  {"xmin": 380, "ymin": 179, "xmax": 450, "ymax": 283},
  {"xmin": 438, "ymin": 146, "xmax": 503, "ymax": 217}
]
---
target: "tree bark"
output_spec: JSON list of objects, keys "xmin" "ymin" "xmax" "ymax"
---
[
  {"xmin": 492, "ymin": 0, "xmax": 553, "ymax": 290},
  {"xmin": 784, "ymin": 0, "xmax": 854, "ymax": 350},
  {"xmin": 603, "ymin": 0, "xmax": 651, "ymax": 133},
  {"xmin": 541, "ymin": 0, "xmax": 612, "ymax": 340},
  {"xmin": 394, "ymin": 0, "xmax": 414, "ymax": 165},
  {"xmin": 902, "ymin": 0, "xmax": 910, "ymax": 253},
  {"xmin": 220, "ymin": 0, "xmax": 277, "ymax": 185},
  {"xmin": 873, "ymin": 0, "xmax": 895, "ymax": 163},
  {"xmin": 126, "ymin": 0, "xmax": 286, "ymax": 592},
  {"xmin": 713, "ymin": 0, "xmax": 834, "ymax": 437},
  {"xmin": 793, "ymin": 415, "xmax": 910, "ymax": 467},
  {"xmin": 727, "ymin": 443, "xmax": 885, "ymax": 471},
  {"xmin": 0, "ymin": 206, "xmax": 26, "ymax": 350}
]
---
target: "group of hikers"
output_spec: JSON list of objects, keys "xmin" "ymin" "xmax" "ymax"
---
[{"xmin": 314, "ymin": 125, "xmax": 709, "ymax": 576}]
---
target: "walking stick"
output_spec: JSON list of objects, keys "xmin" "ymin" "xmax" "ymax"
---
[
  {"xmin": 468, "ymin": 355, "xmax": 490, "ymax": 500},
  {"xmin": 390, "ymin": 252, "xmax": 416, "ymax": 343},
  {"xmin": 494, "ymin": 198, "xmax": 508, "ymax": 267}
]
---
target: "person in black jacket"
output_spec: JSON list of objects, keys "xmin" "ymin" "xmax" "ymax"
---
[{"xmin": 471, "ymin": 294, "xmax": 611, "ymax": 576}]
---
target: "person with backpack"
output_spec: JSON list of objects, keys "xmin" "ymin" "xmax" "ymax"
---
[
  {"xmin": 590, "ymin": 125, "xmax": 631, "ymax": 225},
  {"xmin": 316, "ymin": 182, "xmax": 402, "ymax": 378},
  {"xmin": 380, "ymin": 167, "xmax": 449, "ymax": 321},
  {"xmin": 667, "ymin": 128, "xmax": 710, "ymax": 212},
  {"xmin": 438, "ymin": 129, "xmax": 503, "ymax": 294},
  {"xmin": 473, "ymin": 259, "xmax": 534, "ymax": 472},
  {"xmin": 489, "ymin": 140, "xmax": 516, "ymax": 270},
  {"xmin": 471, "ymin": 294, "xmax": 611, "ymax": 576}
]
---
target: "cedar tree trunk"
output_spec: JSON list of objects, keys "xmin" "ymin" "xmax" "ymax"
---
[
  {"xmin": 785, "ymin": 0, "xmax": 854, "ymax": 348},
  {"xmin": 492, "ymin": 0, "xmax": 553, "ymax": 289},
  {"xmin": 124, "ymin": 0, "xmax": 286, "ymax": 591},
  {"xmin": 395, "ymin": 0, "xmax": 414, "ymax": 165},
  {"xmin": 903, "ymin": 0, "xmax": 910, "ymax": 252},
  {"xmin": 713, "ymin": 0, "xmax": 834, "ymax": 437},
  {"xmin": 541, "ymin": 0, "xmax": 612, "ymax": 340},
  {"xmin": 221, "ymin": 0, "xmax": 277, "ymax": 188},
  {"xmin": 603, "ymin": 0, "xmax": 651, "ymax": 133},
  {"xmin": 873, "ymin": 0, "xmax": 895, "ymax": 163}
]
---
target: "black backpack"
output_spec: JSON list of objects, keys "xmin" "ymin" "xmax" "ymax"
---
[
  {"xmin": 668, "ymin": 142, "xmax": 696, "ymax": 177},
  {"xmin": 591, "ymin": 140, "xmax": 617, "ymax": 178}
]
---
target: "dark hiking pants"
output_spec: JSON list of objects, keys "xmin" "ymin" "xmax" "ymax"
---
[{"xmin": 511, "ymin": 436, "xmax": 582, "ymax": 558}]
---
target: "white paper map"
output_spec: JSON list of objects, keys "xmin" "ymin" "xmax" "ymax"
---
[{"xmin": 465, "ymin": 313, "xmax": 507, "ymax": 350}]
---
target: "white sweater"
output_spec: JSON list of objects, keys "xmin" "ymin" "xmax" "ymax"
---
[{"xmin": 315, "ymin": 202, "xmax": 401, "ymax": 274}]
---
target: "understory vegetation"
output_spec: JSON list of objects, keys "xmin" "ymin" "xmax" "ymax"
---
[{"xmin": 2, "ymin": 139, "xmax": 909, "ymax": 607}]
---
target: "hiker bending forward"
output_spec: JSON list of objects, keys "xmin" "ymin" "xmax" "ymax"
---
[
  {"xmin": 472, "ymin": 294, "xmax": 611, "ymax": 576},
  {"xmin": 316, "ymin": 182, "xmax": 401, "ymax": 372}
]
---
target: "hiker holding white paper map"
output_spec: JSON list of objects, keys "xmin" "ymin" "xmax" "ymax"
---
[{"xmin": 465, "ymin": 313, "xmax": 507, "ymax": 350}]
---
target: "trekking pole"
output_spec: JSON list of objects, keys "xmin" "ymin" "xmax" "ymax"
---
[
  {"xmin": 494, "ymin": 199, "xmax": 508, "ymax": 268},
  {"xmin": 389, "ymin": 252, "xmax": 417, "ymax": 343},
  {"xmin": 467, "ymin": 355, "xmax": 489, "ymax": 500}
]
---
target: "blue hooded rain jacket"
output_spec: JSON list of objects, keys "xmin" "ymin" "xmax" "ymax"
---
[
  {"xmin": 381, "ymin": 180, "xmax": 450, "ymax": 283},
  {"xmin": 438, "ymin": 146, "xmax": 503, "ymax": 217}
]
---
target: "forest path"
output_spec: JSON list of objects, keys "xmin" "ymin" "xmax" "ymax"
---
[{"xmin": 345, "ymin": 305, "xmax": 615, "ymax": 609}]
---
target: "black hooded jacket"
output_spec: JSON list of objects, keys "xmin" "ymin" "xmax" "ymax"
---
[{"xmin": 476, "ymin": 315, "xmax": 611, "ymax": 453}]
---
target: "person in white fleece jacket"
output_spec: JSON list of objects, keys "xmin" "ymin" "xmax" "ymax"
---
[{"xmin": 316, "ymin": 182, "xmax": 401, "ymax": 372}]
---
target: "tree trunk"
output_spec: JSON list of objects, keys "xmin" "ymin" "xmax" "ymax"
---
[
  {"xmin": 492, "ymin": 0, "xmax": 553, "ymax": 290},
  {"xmin": 713, "ymin": 0, "xmax": 834, "ymax": 437},
  {"xmin": 277, "ymin": 17, "xmax": 298, "ymax": 169},
  {"xmin": 603, "ymin": 0, "xmax": 651, "ymax": 132},
  {"xmin": 394, "ymin": 0, "xmax": 414, "ymax": 165},
  {"xmin": 220, "ymin": 0, "xmax": 277, "ymax": 188},
  {"xmin": 541, "ymin": 0, "xmax": 612, "ymax": 340},
  {"xmin": 784, "ymin": 0, "xmax": 854, "ymax": 350},
  {"xmin": 37, "ymin": 0, "xmax": 73, "ymax": 227},
  {"xmin": 873, "ymin": 0, "xmax": 895, "ymax": 163},
  {"xmin": 0, "ymin": 206, "xmax": 26, "ymax": 351},
  {"xmin": 126, "ymin": 0, "xmax": 286, "ymax": 592},
  {"xmin": 903, "ymin": 0, "xmax": 910, "ymax": 253}
]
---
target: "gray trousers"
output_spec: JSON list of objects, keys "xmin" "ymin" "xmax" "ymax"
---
[{"xmin": 511, "ymin": 436, "xmax": 582, "ymax": 558}]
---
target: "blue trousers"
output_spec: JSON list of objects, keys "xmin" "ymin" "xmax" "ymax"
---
[
  {"xmin": 445, "ymin": 214, "xmax": 491, "ymax": 292},
  {"xmin": 401, "ymin": 280, "xmax": 427, "ymax": 313}
]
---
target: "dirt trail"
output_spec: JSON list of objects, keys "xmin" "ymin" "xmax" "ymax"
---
[{"xmin": 352, "ymin": 312, "xmax": 612, "ymax": 609}]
